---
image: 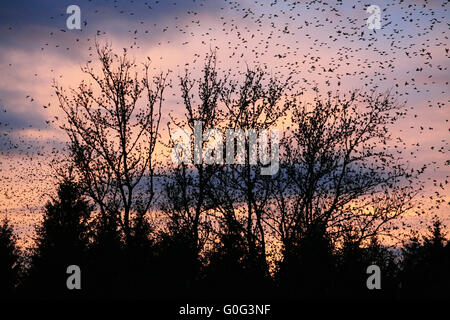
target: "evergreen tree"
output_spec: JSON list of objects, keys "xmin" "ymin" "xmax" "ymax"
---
[
  {"xmin": 401, "ymin": 220, "xmax": 450, "ymax": 299},
  {"xmin": 24, "ymin": 178, "xmax": 92, "ymax": 298},
  {"xmin": 0, "ymin": 218, "xmax": 20, "ymax": 298}
]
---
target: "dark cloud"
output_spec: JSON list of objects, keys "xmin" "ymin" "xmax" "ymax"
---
[
  {"xmin": 0, "ymin": 94, "xmax": 47, "ymax": 131},
  {"xmin": 0, "ymin": 0, "xmax": 224, "ymax": 65},
  {"xmin": 0, "ymin": 0, "xmax": 222, "ymax": 38}
]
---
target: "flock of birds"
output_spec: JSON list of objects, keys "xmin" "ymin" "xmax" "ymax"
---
[{"xmin": 0, "ymin": 0, "xmax": 448, "ymax": 246}]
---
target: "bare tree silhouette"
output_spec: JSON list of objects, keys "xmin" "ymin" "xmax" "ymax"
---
[
  {"xmin": 271, "ymin": 91, "xmax": 419, "ymax": 246},
  {"xmin": 164, "ymin": 53, "xmax": 223, "ymax": 258},
  {"xmin": 207, "ymin": 67, "xmax": 291, "ymax": 286},
  {"xmin": 54, "ymin": 43, "xmax": 168, "ymax": 245}
]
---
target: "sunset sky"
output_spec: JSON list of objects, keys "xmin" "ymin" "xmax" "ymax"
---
[{"xmin": 0, "ymin": 0, "xmax": 448, "ymax": 247}]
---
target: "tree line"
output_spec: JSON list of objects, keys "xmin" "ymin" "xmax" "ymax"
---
[{"xmin": 0, "ymin": 44, "xmax": 448, "ymax": 300}]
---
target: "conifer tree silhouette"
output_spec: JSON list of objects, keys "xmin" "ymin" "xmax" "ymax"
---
[
  {"xmin": 24, "ymin": 177, "xmax": 91, "ymax": 298},
  {"xmin": 0, "ymin": 218, "xmax": 20, "ymax": 299}
]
